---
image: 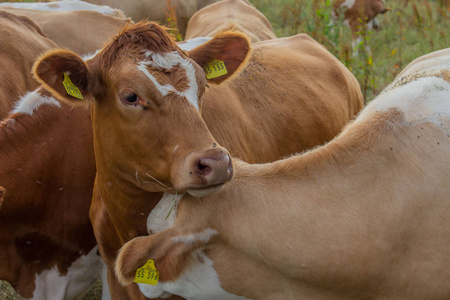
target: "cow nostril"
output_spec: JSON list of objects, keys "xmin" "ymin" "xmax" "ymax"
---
[{"xmin": 196, "ymin": 160, "xmax": 212, "ymax": 176}]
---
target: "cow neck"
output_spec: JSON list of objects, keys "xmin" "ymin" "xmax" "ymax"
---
[{"xmin": 95, "ymin": 170, "xmax": 164, "ymax": 242}]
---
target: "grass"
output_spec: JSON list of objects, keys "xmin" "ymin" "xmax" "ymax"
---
[
  {"xmin": 250, "ymin": 0, "xmax": 449, "ymax": 102},
  {"xmin": 0, "ymin": 0, "xmax": 448, "ymax": 299}
]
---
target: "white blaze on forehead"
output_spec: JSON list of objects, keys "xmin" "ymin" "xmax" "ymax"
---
[
  {"xmin": 31, "ymin": 246, "xmax": 104, "ymax": 300},
  {"xmin": 138, "ymin": 50, "xmax": 200, "ymax": 111},
  {"xmin": 12, "ymin": 90, "xmax": 61, "ymax": 115}
]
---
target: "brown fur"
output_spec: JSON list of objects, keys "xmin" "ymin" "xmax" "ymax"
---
[
  {"xmin": 185, "ymin": 0, "xmax": 277, "ymax": 43},
  {"xmin": 0, "ymin": 10, "xmax": 57, "ymax": 119},
  {"xmin": 0, "ymin": 7, "xmax": 132, "ymax": 55},
  {"xmin": 0, "ymin": 98, "xmax": 97, "ymax": 298}
]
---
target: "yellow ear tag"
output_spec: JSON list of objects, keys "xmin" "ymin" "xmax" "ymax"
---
[
  {"xmin": 204, "ymin": 60, "xmax": 227, "ymax": 79},
  {"xmin": 134, "ymin": 259, "xmax": 159, "ymax": 285},
  {"xmin": 63, "ymin": 72, "xmax": 83, "ymax": 99}
]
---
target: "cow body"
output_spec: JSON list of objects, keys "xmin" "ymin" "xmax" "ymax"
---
[
  {"xmin": 0, "ymin": 7, "xmax": 132, "ymax": 55},
  {"xmin": 333, "ymin": 0, "xmax": 389, "ymax": 49},
  {"xmin": 0, "ymin": 89, "xmax": 104, "ymax": 299},
  {"xmin": 185, "ymin": 0, "xmax": 277, "ymax": 43},
  {"xmin": 83, "ymin": 0, "xmax": 219, "ymax": 36},
  {"xmin": 0, "ymin": 11, "xmax": 57, "ymax": 119},
  {"xmin": 116, "ymin": 48, "xmax": 450, "ymax": 299},
  {"xmin": 0, "ymin": 0, "xmax": 125, "ymax": 17}
]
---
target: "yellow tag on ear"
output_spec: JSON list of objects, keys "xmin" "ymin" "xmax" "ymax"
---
[
  {"xmin": 134, "ymin": 259, "xmax": 159, "ymax": 285},
  {"xmin": 63, "ymin": 72, "xmax": 83, "ymax": 99},
  {"xmin": 205, "ymin": 60, "xmax": 227, "ymax": 79}
]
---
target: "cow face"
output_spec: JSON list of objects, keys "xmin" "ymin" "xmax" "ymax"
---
[{"xmin": 33, "ymin": 22, "xmax": 251, "ymax": 197}]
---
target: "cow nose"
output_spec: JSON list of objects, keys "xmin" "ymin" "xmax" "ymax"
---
[{"xmin": 194, "ymin": 152, "xmax": 233, "ymax": 186}]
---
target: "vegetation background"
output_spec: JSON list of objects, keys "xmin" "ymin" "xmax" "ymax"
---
[{"xmin": 0, "ymin": 0, "xmax": 449, "ymax": 299}]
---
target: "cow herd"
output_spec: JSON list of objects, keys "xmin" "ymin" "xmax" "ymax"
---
[{"xmin": 0, "ymin": 0, "xmax": 448, "ymax": 300}]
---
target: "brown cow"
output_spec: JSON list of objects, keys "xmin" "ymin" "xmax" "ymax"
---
[
  {"xmin": 0, "ymin": 11, "xmax": 57, "ymax": 119},
  {"xmin": 0, "ymin": 7, "xmax": 132, "ymax": 55},
  {"xmin": 333, "ymin": 0, "xmax": 390, "ymax": 49},
  {"xmin": 83, "ymin": 0, "xmax": 219, "ymax": 37},
  {"xmin": 116, "ymin": 47, "xmax": 450, "ymax": 299},
  {"xmin": 0, "ymin": 88, "xmax": 104, "ymax": 300},
  {"xmin": 0, "ymin": 187, "xmax": 5, "ymax": 209},
  {"xmin": 185, "ymin": 0, "xmax": 277, "ymax": 43},
  {"xmin": 31, "ymin": 22, "xmax": 362, "ymax": 299}
]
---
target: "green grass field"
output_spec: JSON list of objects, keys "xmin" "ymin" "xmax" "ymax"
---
[{"xmin": 0, "ymin": 0, "xmax": 448, "ymax": 299}]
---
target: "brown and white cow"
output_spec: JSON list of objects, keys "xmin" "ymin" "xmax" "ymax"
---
[
  {"xmin": 0, "ymin": 88, "xmax": 105, "ymax": 300},
  {"xmin": 83, "ymin": 0, "xmax": 219, "ymax": 37},
  {"xmin": 185, "ymin": 0, "xmax": 277, "ymax": 43},
  {"xmin": 333, "ymin": 0, "xmax": 390, "ymax": 49},
  {"xmin": 0, "ymin": 7, "xmax": 132, "ymax": 55},
  {"xmin": 32, "ymin": 21, "xmax": 362, "ymax": 299},
  {"xmin": 115, "ymin": 47, "xmax": 450, "ymax": 299},
  {"xmin": 0, "ymin": 10, "xmax": 57, "ymax": 119}
]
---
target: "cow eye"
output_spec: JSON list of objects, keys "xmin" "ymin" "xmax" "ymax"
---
[{"xmin": 124, "ymin": 93, "xmax": 138, "ymax": 103}]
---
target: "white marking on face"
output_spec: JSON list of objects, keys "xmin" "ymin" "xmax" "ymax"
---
[
  {"xmin": 172, "ymin": 228, "xmax": 218, "ymax": 245},
  {"xmin": 178, "ymin": 37, "xmax": 213, "ymax": 51},
  {"xmin": 138, "ymin": 252, "xmax": 251, "ymax": 300},
  {"xmin": 355, "ymin": 77, "xmax": 450, "ymax": 124},
  {"xmin": 147, "ymin": 192, "xmax": 183, "ymax": 234},
  {"xmin": 31, "ymin": 246, "xmax": 104, "ymax": 300},
  {"xmin": 0, "ymin": 0, "xmax": 121, "ymax": 16},
  {"xmin": 12, "ymin": 90, "xmax": 61, "ymax": 115},
  {"xmin": 138, "ymin": 50, "xmax": 200, "ymax": 111}
]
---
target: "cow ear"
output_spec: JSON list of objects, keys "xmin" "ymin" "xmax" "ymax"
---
[
  {"xmin": 115, "ymin": 229, "xmax": 204, "ymax": 285},
  {"xmin": 33, "ymin": 49, "xmax": 95, "ymax": 105},
  {"xmin": 188, "ymin": 31, "xmax": 251, "ymax": 84}
]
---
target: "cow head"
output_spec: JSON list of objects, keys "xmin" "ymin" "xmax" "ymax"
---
[{"xmin": 33, "ymin": 21, "xmax": 251, "ymax": 197}]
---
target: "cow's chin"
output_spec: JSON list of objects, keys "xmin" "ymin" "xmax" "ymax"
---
[{"xmin": 186, "ymin": 183, "xmax": 226, "ymax": 198}]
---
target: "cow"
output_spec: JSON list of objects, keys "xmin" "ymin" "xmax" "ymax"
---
[
  {"xmin": 185, "ymin": 0, "xmax": 277, "ymax": 43},
  {"xmin": 0, "ymin": 7, "xmax": 132, "ymax": 55},
  {"xmin": 332, "ymin": 0, "xmax": 390, "ymax": 50},
  {"xmin": 0, "ymin": 0, "xmax": 125, "ymax": 18},
  {"xmin": 31, "ymin": 21, "xmax": 363, "ymax": 299},
  {"xmin": 115, "ymin": 48, "xmax": 450, "ymax": 299},
  {"xmin": 0, "ymin": 88, "xmax": 107, "ymax": 300},
  {"xmin": 82, "ymin": 0, "xmax": 219, "ymax": 37},
  {"xmin": 0, "ymin": 10, "xmax": 57, "ymax": 119}
]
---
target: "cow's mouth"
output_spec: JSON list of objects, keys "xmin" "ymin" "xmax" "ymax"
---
[{"xmin": 186, "ymin": 182, "xmax": 226, "ymax": 197}]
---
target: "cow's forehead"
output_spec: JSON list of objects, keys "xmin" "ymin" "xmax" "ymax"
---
[{"xmin": 137, "ymin": 50, "xmax": 201, "ymax": 111}]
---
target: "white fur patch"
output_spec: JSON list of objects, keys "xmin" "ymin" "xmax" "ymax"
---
[
  {"xmin": 138, "ymin": 50, "xmax": 200, "ymax": 111},
  {"xmin": 138, "ymin": 252, "xmax": 251, "ymax": 300},
  {"xmin": 147, "ymin": 192, "xmax": 183, "ymax": 234},
  {"xmin": 178, "ymin": 37, "xmax": 213, "ymax": 51},
  {"xmin": 12, "ymin": 90, "xmax": 61, "ymax": 115},
  {"xmin": 356, "ymin": 76, "xmax": 450, "ymax": 124},
  {"xmin": 340, "ymin": 0, "xmax": 356, "ymax": 9},
  {"xmin": 31, "ymin": 246, "xmax": 104, "ymax": 300},
  {"xmin": 172, "ymin": 228, "xmax": 218, "ymax": 245},
  {"xmin": 0, "ymin": 0, "xmax": 121, "ymax": 16}
]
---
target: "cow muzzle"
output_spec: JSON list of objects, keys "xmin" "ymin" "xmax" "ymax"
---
[{"xmin": 176, "ymin": 147, "xmax": 234, "ymax": 197}]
